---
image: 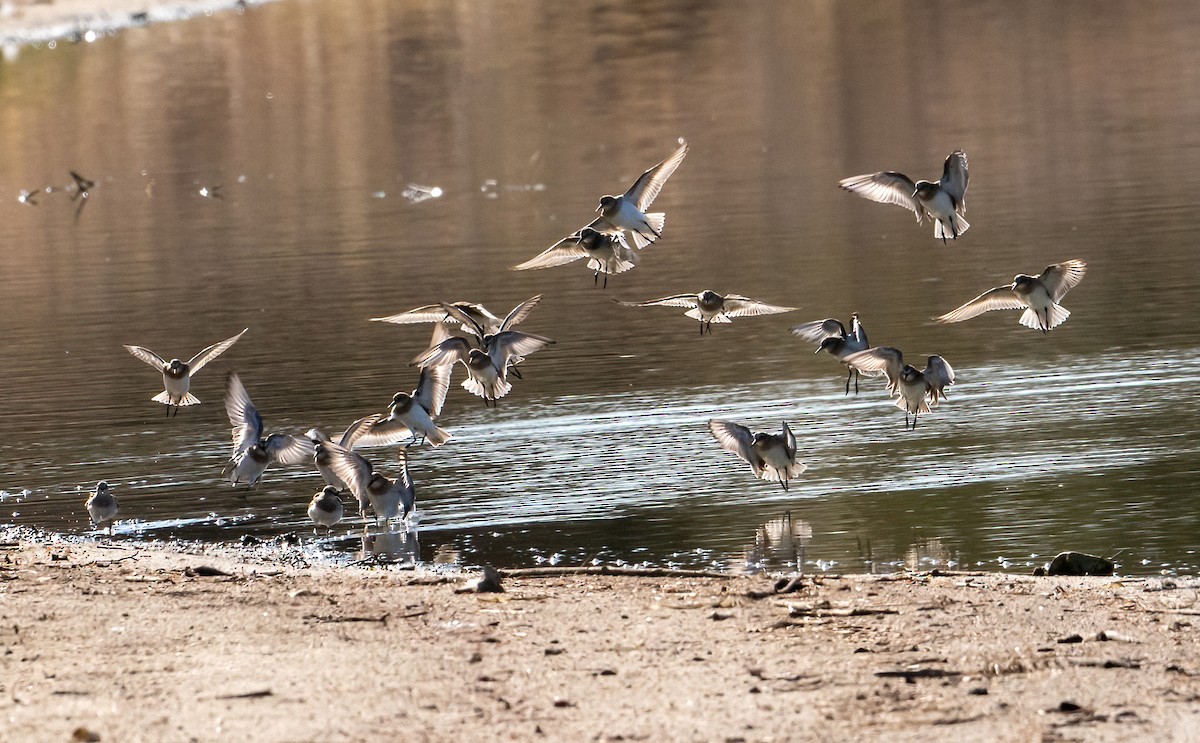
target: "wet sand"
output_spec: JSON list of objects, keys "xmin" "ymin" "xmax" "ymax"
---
[{"xmin": 3, "ymin": 534, "xmax": 1198, "ymax": 741}]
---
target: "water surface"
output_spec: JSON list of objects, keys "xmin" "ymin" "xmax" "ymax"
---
[{"xmin": 1, "ymin": 0, "xmax": 1198, "ymax": 575}]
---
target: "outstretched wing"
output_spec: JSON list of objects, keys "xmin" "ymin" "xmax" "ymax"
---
[
  {"xmin": 336, "ymin": 414, "xmax": 382, "ymax": 449},
  {"xmin": 224, "ymin": 372, "xmax": 263, "ymax": 455},
  {"xmin": 264, "ymin": 434, "xmax": 316, "ymax": 465},
  {"xmin": 413, "ymin": 363, "xmax": 452, "ymax": 418},
  {"xmin": 838, "ymin": 171, "xmax": 921, "ymax": 218},
  {"xmin": 500, "ymin": 295, "xmax": 542, "ymax": 333},
  {"xmin": 488, "ymin": 330, "xmax": 554, "ymax": 370},
  {"xmin": 186, "ymin": 328, "xmax": 248, "ymax": 375},
  {"xmin": 370, "ymin": 303, "xmax": 458, "ymax": 325},
  {"xmin": 721, "ymin": 295, "xmax": 798, "ymax": 318},
  {"xmin": 940, "ymin": 150, "xmax": 969, "ymax": 208},
  {"xmin": 124, "ymin": 345, "xmax": 167, "ymax": 370},
  {"xmin": 512, "ymin": 233, "xmax": 593, "ymax": 271},
  {"xmin": 707, "ymin": 420, "xmax": 754, "ymax": 463},
  {"xmin": 842, "ymin": 347, "xmax": 904, "ymax": 386},
  {"xmin": 934, "ymin": 286, "xmax": 1025, "ymax": 324},
  {"xmin": 615, "ymin": 293, "xmax": 698, "ymax": 309},
  {"xmin": 1039, "ymin": 260, "xmax": 1087, "ymax": 302},
  {"xmin": 410, "ymin": 336, "xmax": 473, "ymax": 368},
  {"xmin": 625, "ymin": 138, "xmax": 689, "ymax": 211},
  {"xmin": 322, "ymin": 441, "xmax": 374, "ymax": 500},
  {"xmin": 790, "ymin": 318, "xmax": 847, "ymax": 345}
]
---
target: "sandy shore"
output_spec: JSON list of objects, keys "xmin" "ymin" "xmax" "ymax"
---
[
  {"xmin": 2, "ymin": 535, "xmax": 1198, "ymax": 742},
  {"xmin": 0, "ymin": 0, "xmax": 264, "ymax": 47}
]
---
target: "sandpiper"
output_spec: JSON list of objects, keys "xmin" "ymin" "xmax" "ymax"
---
[
  {"xmin": 124, "ymin": 328, "xmax": 247, "ymax": 416},
  {"xmin": 839, "ymin": 150, "xmax": 969, "ymax": 243},
  {"xmin": 512, "ymin": 227, "xmax": 638, "ymax": 288},
  {"xmin": 617, "ymin": 290, "xmax": 797, "ymax": 334},
  {"xmin": 935, "ymin": 260, "xmax": 1087, "ymax": 333},
  {"xmin": 221, "ymin": 372, "xmax": 316, "ymax": 488},
  {"xmin": 791, "ymin": 313, "xmax": 870, "ymax": 394},
  {"xmin": 708, "ymin": 420, "xmax": 807, "ymax": 491},
  {"xmin": 587, "ymin": 138, "xmax": 689, "ymax": 249},
  {"xmin": 322, "ymin": 441, "xmax": 416, "ymax": 529},
  {"xmin": 307, "ymin": 485, "xmax": 344, "ymax": 535},
  {"xmin": 355, "ymin": 326, "xmax": 454, "ymax": 447},
  {"xmin": 85, "ymin": 481, "xmax": 118, "ymax": 535},
  {"xmin": 843, "ymin": 348, "xmax": 955, "ymax": 429}
]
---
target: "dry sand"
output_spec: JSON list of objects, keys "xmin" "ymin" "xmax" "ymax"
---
[{"xmin": 2, "ymin": 535, "xmax": 1199, "ymax": 742}]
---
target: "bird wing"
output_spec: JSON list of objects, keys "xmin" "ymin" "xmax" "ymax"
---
[
  {"xmin": 336, "ymin": 414, "xmax": 382, "ymax": 448},
  {"xmin": 934, "ymin": 286, "xmax": 1025, "ymax": 324},
  {"xmin": 789, "ymin": 318, "xmax": 847, "ymax": 344},
  {"xmin": 625, "ymin": 138, "xmax": 689, "ymax": 211},
  {"xmin": 322, "ymin": 441, "xmax": 374, "ymax": 499},
  {"xmin": 721, "ymin": 295, "xmax": 798, "ymax": 318},
  {"xmin": 347, "ymin": 417, "xmax": 412, "ymax": 449},
  {"xmin": 615, "ymin": 293, "xmax": 698, "ymax": 309},
  {"xmin": 410, "ymin": 336, "xmax": 473, "ymax": 368},
  {"xmin": 488, "ymin": 331, "xmax": 554, "ymax": 369},
  {"xmin": 842, "ymin": 346, "xmax": 904, "ymax": 378},
  {"xmin": 512, "ymin": 233, "xmax": 592, "ymax": 270},
  {"xmin": 186, "ymin": 328, "xmax": 248, "ymax": 375},
  {"xmin": 782, "ymin": 421, "xmax": 797, "ymax": 458},
  {"xmin": 413, "ymin": 362, "xmax": 452, "ymax": 418},
  {"xmin": 397, "ymin": 449, "xmax": 416, "ymax": 499},
  {"xmin": 838, "ymin": 171, "xmax": 921, "ymax": 217},
  {"xmin": 924, "ymin": 355, "xmax": 955, "ymax": 389},
  {"xmin": 1039, "ymin": 260, "xmax": 1087, "ymax": 302},
  {"xmin": 708, "ymin": 420, "xmax": 754, "ymax": 463},
  {"xmin": 264, "ymin": 434, "xmax": 316, "ymax": 465},
  {"xmin": 369, "ymin": 303, "xmax": 456, "ymax": 325},
  {"xmin": 940, "ymin": 150, "xmax": 969, "ymax": 208},
  {"xmin": 850, "ymin": 314, "xmax": 868, "ymax": 346},
  {"xmin": 124, "ymin": 345, "xmax": 167, "ymax": 370},
  {"xmin": 500, "ymin": 294, "xmax": 542, "ymax": 332},
  {"xmin": 223, "ymin": 372, "xmax": 263, "ymax": 455}
]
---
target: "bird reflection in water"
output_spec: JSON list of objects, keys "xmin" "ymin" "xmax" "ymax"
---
[
  {"xmin": 359, "ymin": 526, "xmax": 420, "ymax": 566},
  {"xmin": 904, "ymin": 537, "xmax": 959, "ymax": 572},
  {"xmin": 739, "ymin": 511, "xmax": 813, "ymax": 574}
]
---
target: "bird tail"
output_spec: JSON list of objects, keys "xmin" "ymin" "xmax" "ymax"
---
[
  {"xmin": 934, "ymin": 214, "xmax": 970, "ymax": 240},
  {"xmin": 894, "ymin": 396, "xmax": 930, "ymax": 415},
  {"xmin": 462, "ymin": 376, "xmax": 511, "ymax": 401},
  {"xmin": 685, "ymin": 309, "xmax": 730, "ymax": 323},
  {"xmin": 425, "ymin": 426, "xmax": 453, "ymax": 447},
  {"xmin": 631, "ymin": 213, "xmax": 666, "ymax": 249},
  {"xmin": 588, "ymin": 252, "xmax": 637, "ymax": 275},
  {"xmin": 153, "ymin": 391, "xmax": 200, "ymax": 406},
  {"xmin": 1020, "ymin": 304, "xmax": 1070, "ymax": 331}
]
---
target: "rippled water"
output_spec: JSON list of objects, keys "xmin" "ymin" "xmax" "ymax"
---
[{"xmin": 2, "ymin": 0, "xmax": 1199, "ymax": 575}]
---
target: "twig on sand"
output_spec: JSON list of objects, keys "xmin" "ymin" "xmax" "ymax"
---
[
  {"xmin": 75, "ymin": 553, "xmax": 141, "ymax": 568},
  {"xmin": 784, "ymin": 603, "xmax": 899, "ymax": 618},
  {"xmin": 304, "ymin": 613, "xmax": 390, "ymax": 625},
  {"xmin": 215, "ymin": 689, "xmax": 273, "ymax": 700},
  {"xmin": 875, "ymin": 668, "xmax": 962, "ymax": 680}
]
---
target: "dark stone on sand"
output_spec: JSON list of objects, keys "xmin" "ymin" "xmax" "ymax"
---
[{"xmin": 1036, "ymin": 552, "xmax": 1115, "ymax": 576}]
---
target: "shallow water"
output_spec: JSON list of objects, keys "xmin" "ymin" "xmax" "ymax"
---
[{"xmin": 1, "ymin": 0, "xmax": 1199, "ymax": 575}]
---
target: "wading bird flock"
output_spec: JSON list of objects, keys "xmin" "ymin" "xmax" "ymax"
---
[{"xmin": 85, "ymin": 142, "xmax": 1087, "ymax": 540}]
